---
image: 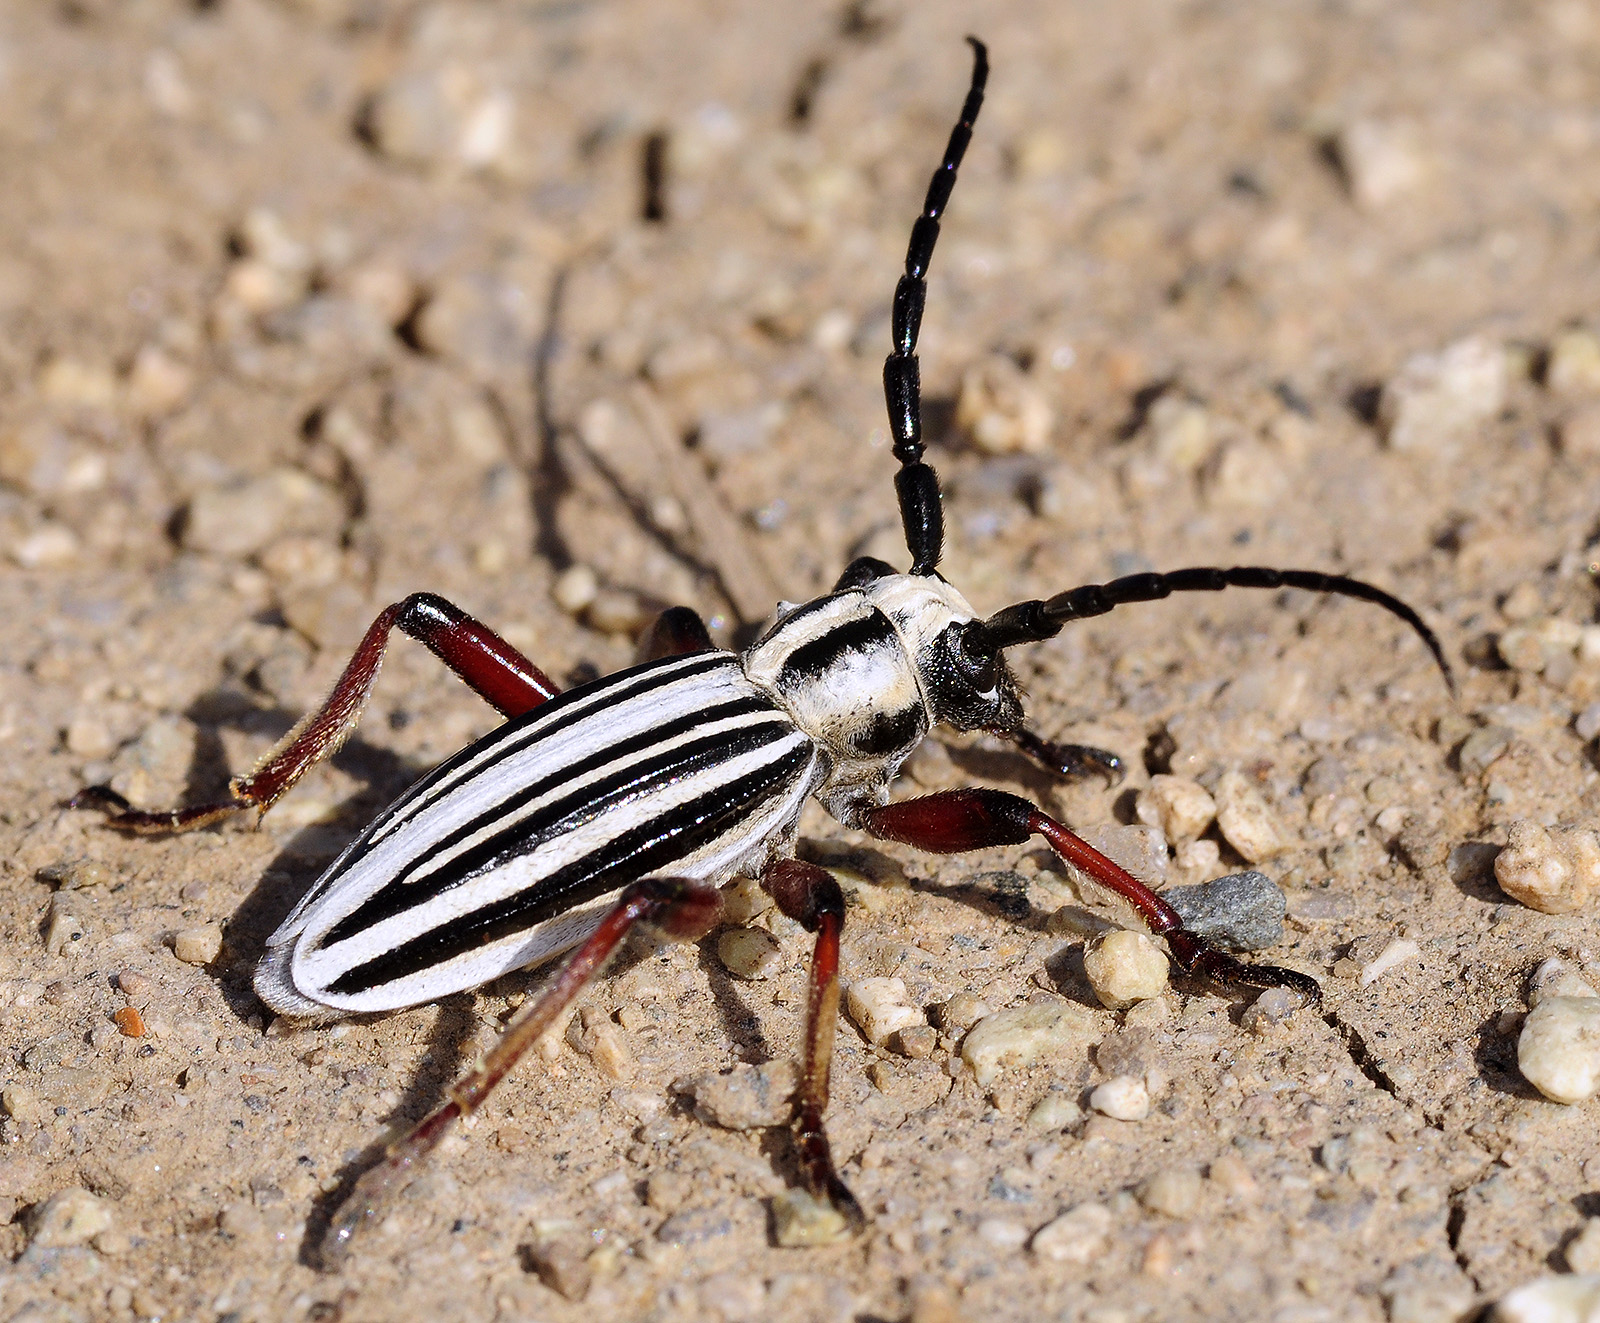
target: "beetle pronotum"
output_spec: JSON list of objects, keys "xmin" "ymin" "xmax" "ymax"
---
[{"xmin": 78, "ymin": 37, "xmax": 1451, "ymax": 1259}]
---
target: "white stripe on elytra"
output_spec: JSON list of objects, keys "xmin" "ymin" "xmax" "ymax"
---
[{"xmin": 293, "ymin": 732, "xmax": 815, "ymax": 997}]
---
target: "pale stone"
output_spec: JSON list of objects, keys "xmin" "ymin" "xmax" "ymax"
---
[
  {"xmin": 1214, "ymin": 771, "xmax": 1285, "ymax": 862},
  {"xmin": 1499, "ymin": 619, "xmax": 1584, "ymax": 673},
  {"xmin": 1026, "ymin": 1092, "xmax": 1084, "ymax": 1131},
  {"xmin": 1518, "ymin": 997, "xmax": 1600, "ymax": 1103},
  {"xmin": 172, "ymin": 925, "xmax": 223, "ymax": 965},
  {"xmin": 1360, "ymin": 938, "xmax": 1420, "ymax": 986},
  {"xmin": 552, "ymin": 563, "xmax": 599, "ymax": 615},
  {"xmin": 1380, "ymin": 336, "xmax": 1507, "ymax": 453},
  {"xmin": 844, "ymin": 977, "xmax": 924, "ymax": 1046},
  {"xmin": 1031, "ymin": 1203, "xmax": 1113, "ymax": 1263},
  {"xmin": 771, "ymin": 1188, "xmax": 851, "ymax": 1247},
  {"xmin": 1493, "ymin": 1273, "xmax": 1600, "ymax": 1322},
  {"xmin": 1528, "ymin": 957, "xmax": 1598, "ymax": 1008},
  {"xmin": 716, "ymin": 927, "xmax": 782, "ymax": 980},
  {"xmin": 1082, "ymin": 930, "xmax": 1169, "ymax": 1010},
  {"xmin": 956, "ymin": 355, "xmax": 1053, "ymax": 454},
  {"xmin": 674, "ymin": 1059, "xmax": 798, "ymax": 1129},
  {"xmin": 1135, "ymin": 774, "xmax": 1216, "ymax": 845},
  {"xmin": 183, "ymin": 468, "xmax": 344, "ymax": 558},
  {"xmin": 1496, "ymin": 821, "xmax": 1598, "ymax": 914},
  {"xmin": 1138, "ymin": 1167, "xmax": 1202, "ymax": 1218},
  {"xmin": 976, "ymin": 1217, "xmax": 1030, "ymax": 1249},
  {"xmin": 1567, "ymin": 1220, "xmax": 1600, "ymax": 1274},
  {"xmin": 125, "ymin": 345, "xmax": 193, "ymax": 416},
  {"xmin": 1336, "ymin": 119, "xmax": 1424, "ymax": 209},
  {"xmin": 12, "ymin": 523, "xmax": 80, "ymax": 568},
  {"xmin": 1089, "ymin": 1074, "xmax": 1149, "ymax": 1121},
  {"xmin": 29, "ymin": 1188, "xmax": 113, "ymax": 1248},
  {"xmin": 1547, "ymin": 329, "xmax": 1600, "ymax": 397},
  {"xmin": 960, "ymin": 1000, "xmax": 1096, "ymax": 1087},
  {"xmin": 1144, "ymin": 394, "xmax": 1215, "ymax": 471}
]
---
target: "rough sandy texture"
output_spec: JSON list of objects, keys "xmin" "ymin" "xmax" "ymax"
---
[{"xmin": 2, "ymin": 1, "xmax": 1600, "ymax": 1320}]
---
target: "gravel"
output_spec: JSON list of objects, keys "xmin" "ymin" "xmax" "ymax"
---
[
  {"xmin": 844, "ymin": 977, "xmax": 925, "ymax": 1046},
  {"xmin": 1134, "ymin": 774, "xmax": 1216, "ymax": 845},
  {"xmin": 1213, "ymin": 771, "xmax": 1286, "ymax": 863},
  {"xmin": 673, "ymin": 1059, "xmax": 798, "ymax": 1129},
  {"xmin": 1380, "ymin": 336, "xmax": 1508, "ymax": 453}
]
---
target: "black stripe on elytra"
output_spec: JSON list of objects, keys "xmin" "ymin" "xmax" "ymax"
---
[
  {"xmin": 318, "ymin": 711, "xmax": 797, "ymax": 948},
  {"xmin": 847, "ymin": 702, "xmax": 925, "ymax": 756},
  {"xmin": 378, "ymin": 694, "xmax": 776, "ymax": 888},
  {"xmin": 777, "ymin": 609, "xmax": 898, "ymax": 687},
  {"xmin": 327, "ymin": 741, "xmax": 814, "ymax": 995},
  {"xmin": 364, "ymin": 651, "xmax": 736, "ymax": 841}
]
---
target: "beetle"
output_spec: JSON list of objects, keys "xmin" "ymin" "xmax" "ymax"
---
[{"xmin": 77, "ymin": 37, "xmax": 1452, "ymax": 1259}]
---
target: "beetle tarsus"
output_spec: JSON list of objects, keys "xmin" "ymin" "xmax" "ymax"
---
[{"xmin": 1010, "ymin": 728, "xmax": 1125, "ymax": 786}]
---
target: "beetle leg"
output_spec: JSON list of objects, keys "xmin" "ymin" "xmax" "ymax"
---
[
  {"xmin": 75, "ymin": 592, "xmax": 560, "ymax": 834},
  {"xmin": 321, "ymin": 875, "xmax": 722, "ymax": 1268},
  {"xmin": 860, "ymin": 788, "xmax": 1320, "ymax": 1004},
  {"xmin": 760, "ymin": 858, "xmax": 866, "ymax": 1233},
  {"xmin": 635, "ymin": 605, "xmax": 715, "ymax": 663},
  {"xmin": 1009, "ymin": 727, "xmax": 1124, "ymax": 786}
]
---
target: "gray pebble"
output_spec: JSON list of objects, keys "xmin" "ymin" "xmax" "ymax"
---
[
  {"xmin": 656, "ymin": 1206, "xmax": 733, "ymax": 1245},
  {"xmin": 1164, "ymin": 871, "xmax": 1286, "ymax": 951}
]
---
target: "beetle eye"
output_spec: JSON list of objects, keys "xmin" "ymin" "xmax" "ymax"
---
[{"xmin": 955, "ymin": 625, "xmax": 998, "ymax": 691}]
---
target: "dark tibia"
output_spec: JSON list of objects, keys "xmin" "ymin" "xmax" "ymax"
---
[
  {"xmin": 76, "ymin": 592, "xmax": 559, "ymax": 834},
  {"xmin": 981, "ymin": 565, "xmax": 1453, "ymax": 695},
  {"xmin": 322, "ymin": 876, "xmax": 721, "ymax": 1267},
  {"xmin": 636, "ymin": 605, "xmax": 716, "ymax": 663},
  {"xmin": 861, "ymin": 788, "xmax": 1320, "ymax": 1004},
  {"xmin": 760, "ymin": 859, "xmax": 866, "ymax": 1233},
  {"xmin": 882, "ymin": 37, "xmax": 988, "ymax": 576},
  {"xmin": 1010, "ymin": 727, "xmax": 1125, "ymax": 785}
]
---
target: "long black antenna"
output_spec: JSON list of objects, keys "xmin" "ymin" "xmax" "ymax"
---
[
  {"xmin": 884, "ymin": 36, "xmax": 988, "ymax": 575},
  {"xmin": 978, "ymin": 565, "xmax": 1456, "ymax": 695}
]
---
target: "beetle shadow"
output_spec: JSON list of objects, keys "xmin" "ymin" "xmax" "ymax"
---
[{"xmin": 695, "ymin": 942, "xmax": 772, "ymax": 1063}]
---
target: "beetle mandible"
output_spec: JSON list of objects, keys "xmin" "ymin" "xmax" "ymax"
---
[{"xmin": 77, "ymin": 37, "xmax": 1452, "ymax": 1259}]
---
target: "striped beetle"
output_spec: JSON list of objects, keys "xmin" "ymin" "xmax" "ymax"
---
[{"xmin": 78, "ymin": 38, "xmax": 1451, "ymax": 1259}]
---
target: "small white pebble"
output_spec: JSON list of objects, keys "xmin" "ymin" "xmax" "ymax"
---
[
  {"xmin": 1380, "ymin": 336, "xmax": 1507, "ymax": 453},
  {"xmin": 1138, "ymin": 1167, "xmax": 1202, "ymax": 1218},
  {"xmin": 1493, "ymin": 1273, "xmax": 1600, "ymax": 1323},
  {"xmin": 1518, "ymin": 997, "xmax": 1600, "ymax": 1103},
  {"xmin": 771, "ymin": 1188, "xmax": 851, "ymax": 1247},
  {"xmin": 1496, "ymin": 821, "xmax": 1599, "ymax": 914},
  {"xmin": 1134, "ymin": 775, "xmax": 1216, "ymax": 846},
  {"xmin": 64, "ymin": 717, "xmax": 118, "ymax": 760},
  {"xmin": 960, "ymin": 1000, "xmax": 1096, "ymax": 1088},
  {"xmin": 1575, "ymin": 704, "xmax": 1600, "ymax": 742},
  {"xmin": 715, "ymin": 927, "xmax": 782, "ymax": 980},
  {"xmin": 552, "ymin": 564, "xmax": 599, "ymax": 615},
  {"xmin": 1089, "ymin": 1074, "xmax": 1149, "ymax": 1121},
  {"xmin": 1528, "ymin": 957, "xmax": 1598, "ymax": 1008},
  {"xmin": 1208, "ymin": 1153, "xmax": 1258, "ymax": 1199},
  {"xmin": 1213, "ymin": 771, "xmax": 1285, "ymax": 863},
  {"xmin": 172, "ymin": 925, "xmax": 223, "ymax": 965},
  {"xmin": 29, "ymin": 1187, "xmax": 113, "ymax": 1248},
  {"xmin": 1359, "ymin": 938, "xmax": 1421, "ymax": 987},
  {"xmin": 935, "ymin": 992, "xmax": 991, "ymax": 1037},
  {"xmin": 1335, "ymin": 118, "xmax": 1423, "ymax": 209},
  {"xmin": 976, "ymin": 1217, "xmax": 1030, "ymax": 1249},
  {"xmin": 844, "ymin": 977, "xmax": 924, "ymax": 1046},
  {"xmin": 1241, "ymin": 984, "xmax": 1303, "ymax": 1033},
  {"xmin": 1547, "ymin": 329, "xmax": 1600, "ymax": 397},
  {"xmin": 1567, "ymin": 1220, "xmax": 1600, "ymax": 1274},
  {"xmin": 1026, "ymin": 1092, "xmax": 1083, "ymax": 1132},
  {"xmin": 955, "ymin": 356, "xmax": 1053, "ymax": 455},
  {"xmin": 1031, "ymin": 1203, "xmax": 1113, "ymax": 1263},
  {"xmin": 1082, "ymin": 930, "xmax": 1170, "ymax": 1010}
]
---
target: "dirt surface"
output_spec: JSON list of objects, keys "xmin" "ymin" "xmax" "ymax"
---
[{"xmin": 3, "ymin": 1, "xmax": 1600, "ymax": 1320}]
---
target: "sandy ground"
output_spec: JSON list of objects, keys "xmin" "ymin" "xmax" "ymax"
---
[{"xmin": 2, "ymin": 0, "xmax": 1600, "ymax": 1319}]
